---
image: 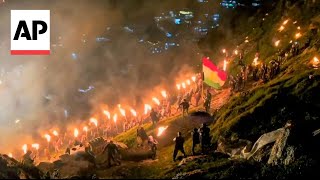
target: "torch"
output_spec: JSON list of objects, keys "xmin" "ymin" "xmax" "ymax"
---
[
  {"xmin": 191, "ymin": 76, "xmax": 196, "ymax": 82},
  {"xmin": 22, "ymin": 144, "xmax": 27, "ymax": 155},
  {"xmin": 157, "ymin": 126, "xmax": 168, "ymax": 137},
  {"xmin": 74, "ymin": 128, "xmax": 79, "ymax": 139},
  {"xmin": 152, "ymin": 97, "xmax": 160, "ymax": 106},
  {"xmin": 31, "ymin": 143, "xmax": 39, "ymax": 160},
  {"xmin": 103, "ymin": 110, "xmax": 111, "ymax": 120},
  {"xmin": 44, "ymin": 134, "xmax": 51, "ymax": 149},
  {"xmin": 113, "ymin": 114, "xmax": 118, "ymax": 133},
  {"xmin": 90, "ymin": 117, "xmax": 99, "ymax": 137},
  {"xmin": 83, "ymin": 126, "xmax": 88, "ymax": 139},
  {"xmin": 8, "ymin": 153, "xmax": 13, "ymax": 158},
  {"xmin": 161, "ymin": 90, "xmax": 167, "ymax": 99},
  {"xmin": 52, "ymin": 130, "xmax": 58, "ymax": 137},
  {"xmin": 223, "ymin": 59, "xmax": 228, "ymax": 71},
  {"xmin": 182, "ymin": 82, "xmax": 186, "ymax": 89},
  {"xmin": 176, "ymin": 84, "xmax": 181, "ymax": 91},
  {"xmin": 144, "ymin": 104, "xmax": 152, "ymax": 115}
]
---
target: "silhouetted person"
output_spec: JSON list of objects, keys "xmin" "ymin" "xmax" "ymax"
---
[
  {"xmin": 150, "ymin": 108, "xmax": 159, "ymax": 125},
  {"xmin": 173, "ymin": 132, "xmax": 186, "ymax": 161},
  {"xmin": 179, "ymin": 99, "xmax": 190, "ymax": 117},
  {"xmin": 204, "ymin": 89, "xmax": 212, "ymax": 113},
  {"xmin": 200, "ymin": 123, "xmax": 211, "ymax": 153},
  {"xmin": 137, "ymin": 127, "xmax": 148, "ymax": 147},
  {"xmin": 102, "ymin": 140, "xmax": 121, "ymax": 167},
  {"xmin": 192, "ymin": 128, "xmax": 200, "ymax": 155}
]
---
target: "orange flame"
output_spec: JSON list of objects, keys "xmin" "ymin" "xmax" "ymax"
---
[
  {"xmin": 144, "ymin": 104, "xmax": 152, "ymax": 114},
  {"xmin": 222, "ymin": 49, "xmax": 226, "ymax": 53},
  {"xmin": 295, "ymin": 32, "xmax": 301, "ymax": 39},
  {"xmin": 130, "ymin": 109, "xmax": 137, "ymax": 117},
  {"xmin": 119, "ymin": 108, "xmax": 126, "ymax": 117},
  {"xmin": 186, "ymin": 79, "xmax": 191, "ymax": 85},
  {"xmin": 103, "ymin": 110, "xmax": 111, "ymax": 119},
  {"xmin": 31, "ymin": 143, "xmax": 40, "ymax": 150},
  {"xmin": 253, "ymin": 57, "xmax": 259, "ymax": 66},
  {"xmin": 22, "ymin": 144, "xmax": 27, "ymax": 154},
  {"xmin": 282, "ymin": 19, "xmax": 289, "ymax": 25},
  {"xmin": 312, "ymin": 56, "xmax": 319, "ymax": 67},
  {"xmin": 275, "ymin": 40, "xmax": 280, "ymax": 47},
  {"xmin": 52, "ymin": 130, "xmax": 58, "ymax": 136},
  {"xmin": 113, "ymin": 114, "xmax": 118, "ymax": 123},
  {"xmin": 90, "ymin": 118, "xmax": 98, "ymax": 127},
  {"xmin": 157, "ymin": 126, "xmax": 168, "ymax": 137},
  {"xmin": 278, "ymin": 25, "xmax": 285, "ymax": 32},
  {"xmin": 44, "ymin": 134, "xmax": 51, "ymax": 142},
  {"xmin": 176, "ymin": 84, "xmax": 181, "ymax": 90},
  {"xmin": 8, "ymin": 153, "xmax": 13, "ymax": 158},
  {"xmin": 152, "ymin": 97, "xmax": 160, "ymax": 105},
  {"xmin": 83, "ymin": 126, "xmax": 88, "ymax": 132},
  {"xmin": 223, "ymin": 59, "xmax": 227, "ymax": 71},
  {"xmin": 161, "ymin": 90, "xmax": 167, "ymax": 98},
  {"xmin": 234, "ymin": 50, "xmax": 238, "ymax": 55},
  {"xmin": 191, "ymin": 76, "xmax": 196, "ymax": 82},
  {"xmin": 74, "ymin": 128, "xmax": 79, "ymax": 138},
  {"xmin": 182, "ymin": 82, "xmax": 186, "ymax": 89}
]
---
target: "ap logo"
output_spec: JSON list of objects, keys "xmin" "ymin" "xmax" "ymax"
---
[{"xmin": 11, "ymin": 10, "xmax": 50, "ymax": 55}]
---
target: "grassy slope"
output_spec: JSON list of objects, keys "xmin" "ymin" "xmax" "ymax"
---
[{"xmin": 99, "ymin": 2, "xmax": 320, "ymax": 179}]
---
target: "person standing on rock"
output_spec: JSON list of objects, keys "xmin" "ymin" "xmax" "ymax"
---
[
  {"xmin": 102, "ymin": 140, "xmax": 121, "ymax": 167},
  {"xmin": 192, "ymin": 128, "xmax": 200, "ymax": 155},
  {"xmin": 173, "ymin": 132, "xmax": 186, "ymax": 161},
  {"xmin": 204, "ymin": 89, "xmax": 212, "ymax": 113},
  {"xmin": 179, "ymin": 99, "xmax": 190, "ymax": 117}
]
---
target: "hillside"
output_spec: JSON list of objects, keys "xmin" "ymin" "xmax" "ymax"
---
[{"xmin": 96, "ymin": 1, "xmax": 320, "ymax": 179}]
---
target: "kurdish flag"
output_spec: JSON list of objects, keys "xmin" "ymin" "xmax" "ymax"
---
[{"xmin": 202, "ymin": 57, "xmax": 227, "ymax": 89}]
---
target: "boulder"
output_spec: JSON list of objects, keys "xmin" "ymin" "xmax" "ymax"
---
[{"xmin": 267, "ymin": 127, "xmax": 291, "ymax": 165}]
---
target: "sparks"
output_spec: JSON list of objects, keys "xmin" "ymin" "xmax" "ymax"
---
[
  {"xmin": 144, "ymin": 104, "xmax": 152, "ymax": 114},
  {"xmin": 223, "ymin": 59, "xmax": 228, "ymax": 71},
  {"xmin": 74, "ymin": 128, "xmax": 79, "ymax": 138},
  {"xmin": 52, "ymin": 130, "xmax": 58, "ymax": 136},
  {"xmin": 130, "ymin": 109, "xmax": 137, "ymax": 117},
  {"xmin": 176, "ymin": 84, "xmax": 181, "ymax": 90},
  {"xmin": 31, "ymin": 143, "xmax": 40, "ymax": 150},
  {"xmin": 191, "ymin": 76, "xmax": 196, "ymax": 82},
  {"xmin": 157, "ymin": 126, "xmax": 168, "ymax": 137},
  {"xmin": 295, "ymin": 32, "xmax": 301, "ymax": 39},
  {"xmin": 152, "ymin": 97, "xmax": 160, "ymax": 105},
  {"xmin": 90, "ymin": 118, "xmax": 98, "ymax": 127},
  {"xmin": 119, "ymin": 108, "xmax": 126, "ymax": 117},
  {"xmin": 22, "ymin": 144, "xmax": 27, "ymax": 154},
  {"xmin": 113, "ymin": 114, "xmax": 118, "ymax": 123},
  {"xmin": 103, "ymin": 110, "xmax": 111, "ymax": 119},
  {"xmin": 182, "ymin": 82, "xmax": 186, "ymax": 89},
  {"xmin": 282, "ymin": 19, "xmax": 289, "ymax": 25},
  {"xmin": 83, "ymin": 126, "xmax": 88, "ymax": 132},
  {"xmin": 44, "ymin": 134, "xmax": 51, "ymax": 142},
  {"xmin": 161, "ymin": 90, "xmax": 167, "ymax": 98},
  {"xmin": 275, "ymin": 40, "xmax": 280, "ymax": 47}
]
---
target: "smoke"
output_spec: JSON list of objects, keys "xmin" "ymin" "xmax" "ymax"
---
[{"xmin": 0, "ymin": 0, "xmax": 203, "ymax": 151}]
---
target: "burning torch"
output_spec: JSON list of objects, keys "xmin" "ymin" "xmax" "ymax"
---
[{"xmin": 44, "ymin": 134, "xmax": 51, "ymax": 149}]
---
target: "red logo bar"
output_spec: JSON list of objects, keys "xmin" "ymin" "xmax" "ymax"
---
[{"xmin": 11, "ymin": 50, "xmax": 50, "ymax": 55}]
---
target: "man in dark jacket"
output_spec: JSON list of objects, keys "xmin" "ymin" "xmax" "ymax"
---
[
  {"xmin": 102, "ymin": 140, "xmax": 121, "ymax": 167},
  {"xmin": 173, "ymin": 132, "xmax": 186, "ymax": 161},
  {"xmin": 192, "ymin": 128, "xmax": 200, "ymax": 155}
]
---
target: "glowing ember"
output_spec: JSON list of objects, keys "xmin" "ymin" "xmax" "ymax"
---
[
  {"xmin": 144, "ymin": 104, "xmax": 152, "ymax": 114},
  {"xmin": 44, "ymin": 134, "xmax": 51, "ymax": 142},
  {"xmin": 282, "ymin": 19, "xmax": 289, "ymax": 25},
  {"xmin": 182, "ymin": 82, "xmax": 186, "ymax": 89},
  {"xmin": 119, "ymin": 108, "xmax": 126, "ymax": 117},
  {"xmin": 161, "ymin": 90, "xmax": 167, "ymax": 98},
  {"xmin": 176, "ymin": 84, "xmax": 181, "ymax": 90},
  {"xmin": 186, "ymin": 79, "xmax": 191, "ymax": 85},
  {"xmin": 113, "ymin": 114, "xmax": 118, "ymax": 123},
  {"xmin": 191, "ymin": 76, "xmax": 196, "ymax": 82},
  {"xmin": 157, "ymin": 126, "xmax": 168, "ymax": 137},
  {"xmin": 22, "ymin": 144, "xmax": 27, "ymax": 154},
  {"xmin": 74, "ymin": 128, "xmax": 79, "ymax": 138},
  {"xmin": 103, "ymin": 110, "xmax": 111, "ymax": 119},
  {"xmin": 8, "ymin": 153, "xmax": 13, "ymax": 158},
  {"xmin": 53, "ymin": 130, "xmax": 58, "ymax": 136},
  {"xmin": 90, "ymin": 118, "xmax": 98, "ymax": 127},
  {"xmin": 83, "ymin": 126, "xmax": 88, "ymax": 132},
  {"xmin": 234, "ymin": 50, "xmax": 238, "ymax": 55},
  {"xmin": 278, "ymin": 25, "xmax": 285, "ymax": 32},
  {"xmin": 253, "ymin": 57, "xmax": 259, "ymax": 66},
  {"xmin": 275, "ymin": 40, "xmax": 280, "ymax": 47},
  {"xmin": 130, "ymin": 109, "xmax": 137, "ymax": 117},
  {"xmin": 295, "ymin": 32, "xmax": 302, "ymax": 39},
  {"xmin": 223, "ymin": 59, "xmax": 227, "ymax": 71},
  {"xmin": 31, "ymin": 143, "xmax": 39, "ymax": 150},
  {"xmin": 152, "ymin": 97, "xmax": 160, "ymax": 105}
]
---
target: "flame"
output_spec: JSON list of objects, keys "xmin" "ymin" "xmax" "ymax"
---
[
  {"xmin": 245, "ymin": 39, "xmax": 249, "ymax": 43},
  {"xmin": 223, "ymin": 59, "xmax": 228, "ymax": 71},
  {"xmin": 191, "ymin": 76, "xmax": 196, "ymax": 82},
  {"xmin": 144, "ymin": 104, "xmax": 152, "ymax": 114},
  {"xmin": 157, "ymin": 126, "xmax": 168, "ymax": 137},
  {"xmin": 161, "ymin": 90, "xmax": 167, "ymax": 98},
  {"xmin": 83, "ymin": 126, "xmax": 88, "ymax": 132},
  {"xmin": 222, "ymin": 49, "xmax": 226, "ymax": 53},
  {"xmin": 282, "ymin": 19, "xmax": 289, "ymax": 25},
  {"xmin": 253, "ymin": 57, "xmax": 259, "ymax": 66},
  {"xmin": 152, "ymin": 97, "xmax": 160, "ymax": 105},
  {"xmin": 119, "ymin": 108, "xmax": 126, "ymax": 117},
  {"xmin": 278, "ymin": 25, "xmax": 285, "ymax": 32},
  {"xmin": 15, "ymin": 119, "xmax": 20, "ymax": 124},
  {"xmin": 182, "ymin": 82, "xmax": 186, "ymax": 89},
  {"xmin": 90, "ymin": 118, "xmax": 98, "ymax": 127},
  {"xmin": 103, "ymin": 110, "xmax": 111, "ymax": 119},
  {"xmin": 186, "ymin": 79, "xmax": 191, "ymax": 85},
  {"xmin": 130, "ymin": 109, "xmax": 137, "ymax": 117},
  {"xmin": 295, "ymin": 32, "xmax": 301, "ymax": 39},
  {"xmin": 117, "ymin": 104, "xmax": 121, "ymax": 108},
  {"xmin": 176, "ymin": 84, "xmax": 181, "ymax": 90},
  {"xmin": 31, "ymin": 143, "xmax": 40, "ymax": 150},
  {"xmin": 22, "ymin": 144, "xmax": 27, "ymax": 154},
  {"xmin": 44, "ymin": 134, "xmax": 51, "ymax": 142},
  {"xmin": 293, "ymin": 21, "xmax": 297, "ymax": 24},
  {"xmin": 297, "ymin": 26, "xmax": 300, "ymax": 30},
  {"xmin": 8, "ymin": 153, "xmax": 13, "ymax": 158},
  {"xmin": 74, "ymin": 128, "xmax": 79, "ymax": 138},
  {"xmin": 312, "ymin": 56, "xmax": 319, "ymax": 67},
  {"xmin": 234, "ymin": 50, "xmax": 238, "ymax": 55},
  {"xmin": 53, "ymin": 130, "xmax": 58, "ymax": 136},
  {"xmin": 275, "ymin": 40, "xmax": 280, "ymax": 47},
  {"xmin": 113, "ymin": 114, "xmax": 118, "ymax": 123}
]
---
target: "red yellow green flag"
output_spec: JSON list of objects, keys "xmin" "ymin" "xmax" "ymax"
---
[{"xmin": 202, "ymin": 57, "xmax": 227, "ymax": 89}]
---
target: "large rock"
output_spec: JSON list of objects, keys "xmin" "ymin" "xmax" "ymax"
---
[
  {"xmin": 267, "ymin": 127, "xmax": 291, "ymax": 165},
  {"xmin": 215, "ymin": 137, "xmax": 252, "ymax": 158}
]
